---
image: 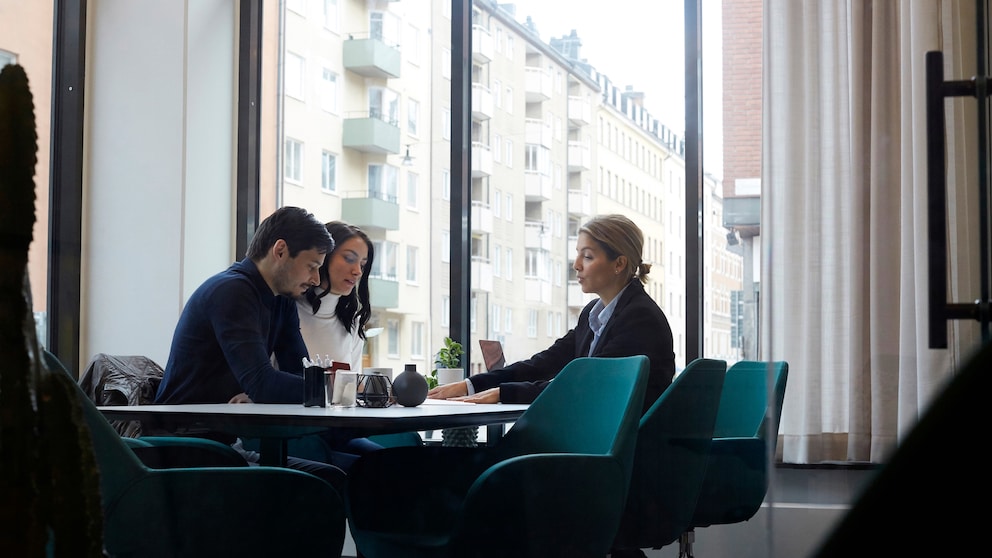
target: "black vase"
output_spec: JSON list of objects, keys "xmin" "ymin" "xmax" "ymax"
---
[{"xmin": 392, "ymin": 363, "xmax": 428, "ymax": 407}]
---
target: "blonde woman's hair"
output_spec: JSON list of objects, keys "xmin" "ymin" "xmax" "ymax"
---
[{"xmin": 578, "ymin": 214, "xmax": 651, "ymax": 284}]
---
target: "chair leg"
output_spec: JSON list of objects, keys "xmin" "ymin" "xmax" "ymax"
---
[{"xmin": 678, "ymin": 529, "xmax": 695, "ymax": 558}]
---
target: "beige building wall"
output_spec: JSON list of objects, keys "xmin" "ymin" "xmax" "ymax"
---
[{"xmin": 0, "ymin": 1, "xmax": 54, "ymax": 318}]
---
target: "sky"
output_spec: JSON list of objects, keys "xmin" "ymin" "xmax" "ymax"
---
[{"xmin": 507, "ymin": 0, "xmax": 724, "ymax": 178}]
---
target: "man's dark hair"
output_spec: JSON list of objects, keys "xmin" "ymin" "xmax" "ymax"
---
[{"xmin": 245, "ymin": 206, "xmax": 334, "ymax": 260}]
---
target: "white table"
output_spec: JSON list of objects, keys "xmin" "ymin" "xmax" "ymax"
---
[{"xmin": 97, "ymin": 399, "xmax": 528, "ymax": 466}]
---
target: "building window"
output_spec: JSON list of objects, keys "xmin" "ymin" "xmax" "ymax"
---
[
  {"xmin": 547, "ymin": 311, "xmax": 554, "ymax": 337},
  {"xmin": 284, "ymin": 138, "xmax": 303, "ymax": 184},
  {"xmin": 505, "ymin": 308, "xmax": 513, "ymax": 333},
  {"xmin": 441, "ymin": 296, "xmax": 450, "ymax": 328},
  {"xmin": 442, "ymin": 47, "xmax": 452, "ymax": 80},
  {"xmin": 387, "ymin": 319, "xmax": 399, "ymax": 357},
  {"xmin": 505, "ymin": 193, "xmax": 513, "ymax": 221},
  {"xmin": 527, "ymin": 310, "xmax": 537, "ymax": 338},
  {"xmin": 407, "ymin": 98, "xmax": 420, "ymax": 137},
  {"xmin": 370, "ymin": 11, "xmax": 399, "ymax": 45},
  {"xmin": 368, "ymin": 164, "xmax": 398, "ymax": 203},
  {"xmin": 370, "ymin": 240, "xmax": 398, "ymax": 280},
  {"xmin": 319, "ymin": 68, "xmax": 338, "ymax": 113},
  {"xmin": 505, "ymin": 86, "xmax": 513, "ymax": 114},
  {"xmin": 493, "ymin": 188, "xmax": 501, "ymax": 217},
  {"xmin": 494, "ymin": 245, "xmax": 502, "ymax": 277},
  {"xmin": 322, "ymin": 0, "xmax": 338, "ymax": 31},
  {"xmin": 492, "ymin": 305, "xmax": 501, "ymax": 333},
  {"xmin": 369, "ymin": 87, "xmax": 399, "ymax": 124},
  {"xmin": 285, "ymin": 52, "xmax": 305, "ymax": 100},
  {"xmin": 321, "ymin": 151, "xmax": 336, "ymax": 193},
  {"xmin": 505, "ymin": 247, "xmax": 513, "ymax": 280},
  {"xmin": 493, "ymin": 79, "xmax": 502, "ymax": 108},
  {"xmin": 406, "ymin": 245, "xmax": 418, "ymax": 283},
  {"xmin": 441, "ymin": 230, "xmax": 450, "ymax": 263},
  {"xmin": 470, "ymin": 294, "xmax": 478, "ymax": 333},
  {"xmin": 441, "ymin": 169, "xmax": 451, "ymax": 201},
  {"xmin": 405, "ymin": 24, "xmax": 420, "ymax": 65},
  {"xmin": 493, "ymin": 134, "xmax": 502, "ymax": 163},
  {"xmin": 442, "ymin": 108, "xmax": 451, "ymax": 140},
  {"xmin": 410, "ymin": 321, "xmax": 424, "ymax": 358},
  {"xmin": 504, "ymin": 138, "xmax": 513, "ymax": 167},
  {"xmin": 406, "ymin": 171, "xmax": 419, "ymax": 209}
]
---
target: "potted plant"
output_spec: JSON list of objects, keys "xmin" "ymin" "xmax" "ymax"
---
[{"xmin": 428, "ymin": 336, "xmax": 464, "ymax": 389}]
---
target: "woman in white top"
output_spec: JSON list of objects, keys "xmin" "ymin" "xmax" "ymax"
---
[
  {"xmin": 297, "ymin": 221, "xmax": 373, "ymax": 372},
  {"xmin": 297, "ymin": 221, "xmax": 381, "ymax": 468}
]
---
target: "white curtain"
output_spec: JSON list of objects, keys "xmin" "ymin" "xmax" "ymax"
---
[{"xmin": 763, "ymin": 0, "xmax": 983, "ymax": 463}]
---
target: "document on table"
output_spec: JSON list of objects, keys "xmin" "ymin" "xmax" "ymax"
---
[{"xmin": 421, "ymin": 399, "xmax": 475, "ymax": 406}]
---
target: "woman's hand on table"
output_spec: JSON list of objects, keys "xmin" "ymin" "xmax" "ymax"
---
[
  {"xmin": 228, "ymin": 392, "xmax": 253, "ymax": 404},
  {"xmin": 428, "ymin": 380, "xmax": 468, "ymax": 400},
  {"xmin": 450, "ymin": 387, "xmax": 500, "ymax": 404}
]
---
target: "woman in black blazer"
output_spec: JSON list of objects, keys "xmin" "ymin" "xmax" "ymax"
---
[{"xmin": 428, "ymin": 214, "xmax": 675, "ymax": 415}]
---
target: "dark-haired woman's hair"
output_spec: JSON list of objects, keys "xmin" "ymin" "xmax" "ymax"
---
[{"xmin": 304, "ymin": 222, "xmax": 374, "ymax": 339}]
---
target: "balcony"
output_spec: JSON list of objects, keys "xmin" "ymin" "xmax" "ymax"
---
[
  {"xmin": 343, "ymin": 112, "xmax": 401, "ymax": 154},
  {"xmin": 568, "ymin": 95, "xmax": 592, "ymax": 125},
  {"xmin": 567, "ymin": 281, "xmax": 595, "ymax": 308},
  {"xmin": 471, "ymin": 142, "xmax": 493, "ymax": 177},
  {"xmin": 524, "ymin": 171, "xmax": 552, "ymax": 201},
  {"xmin": 472, "ymin": 24, "xmax": 493, "ymax": 64},
  {"xmin": 525, "ymin": 277, "xmax": 552, "ymax": 304},
  {"xmin": 471, "ymin": 258, "xmax": 493, "ymax": 293},
  {"xmin": 525, "ymin": 118, "xmax": 552, "ymax": 148},
  {"xmin": 568, "ymin": 189, "xmax": 593, "ymax": 217},
  {"xmin": 343, "ymin": 35, "xmax": 401, "ymax": 79},
  {"xmin": 567, "ymin": 141, "xmax": 591, "ymax": 171},
  {"xmin": 369, "ymin": 277, "xmax": 399, "ymax": 309},
  {"xmin": 471, "ymin": 202, "xmax": 494, "ymax": 234},
  {"xmin": 524, "ymin": 67, "xmax": 552, "ymax": 102},
  {"xmin": 471, "ymin": 83, "xmax": 494, "ymax": 121},
  {"xmin": 524, "ymin": 221, "xmax": 552, "ymax": 252},
  {"xmin": 341, "ymin": 193, "xmax": 399, "ymax": 232}
]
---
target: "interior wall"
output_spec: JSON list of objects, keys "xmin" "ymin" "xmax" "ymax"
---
[{"xmin": 83, "ymin": 0, "xmax": 236, "ymax": 367}]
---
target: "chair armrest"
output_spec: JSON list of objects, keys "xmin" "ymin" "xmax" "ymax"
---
[{"xmin": 128, "ymin": 435, "xmax": 247, "ymax": 468}]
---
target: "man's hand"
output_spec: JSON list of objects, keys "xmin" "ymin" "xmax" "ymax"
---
[
  {"xmin": 450, "ymin": 387, "xmax": 499, "ymax": 404},
  {"xmin": 228, "ymin": 392, "xmax": 253, "ymax": 404}
]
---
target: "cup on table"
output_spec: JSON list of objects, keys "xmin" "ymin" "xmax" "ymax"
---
[{"xmin": 335, "ymin": 371, "xmax": 359, "ymax": 407}]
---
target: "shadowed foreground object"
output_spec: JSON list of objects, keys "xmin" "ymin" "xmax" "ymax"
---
[
  {"xmin": 813, "ymin": 341, "xmax": 987, "ymax": 556},
  {"xmin": 346, "ymin": 356, "xmax": 650, "ymax": 558}
]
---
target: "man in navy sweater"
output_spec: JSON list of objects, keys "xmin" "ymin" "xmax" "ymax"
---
[{"xmin": 155, "ymin": 206, "xmax": 343, "ymax": 487}]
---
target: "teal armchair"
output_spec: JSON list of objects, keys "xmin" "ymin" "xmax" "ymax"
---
[
  {"xmin": 681, "ymin": 360, "xmax": 789, "ymax": 557},
  {"xmin": 611, "ymin": 358, "xmax": 728, "ymax": 555},
  {"xmin": 345, "ymin": 355, "xmax": 650, "ymax": 558}
]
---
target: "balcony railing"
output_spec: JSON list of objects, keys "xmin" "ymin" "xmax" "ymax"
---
[
  {"xmin": 341, "ymin": 191, "xmax": 399, "ymax": 231},
  {"xmin": 472, "ymin": 24, "xmax": 493, "ymax": 64},
  {"xmin": 343, "ymin": 33, "xmax": 401, "ymax": 79},
  {"xmin": 343, "ymin": 111, "xmax": 401, "ymax": 154},
  {"xmin": 524, "ymin": 66, "xmax": 552, "ymax": 102},
  {"xmin": 471, "ymin": 142, "xmax": 493, "ymax": 177},
  {"xmin": 472, "ymin": 83, "xmax": 494, "ymax": 121}
]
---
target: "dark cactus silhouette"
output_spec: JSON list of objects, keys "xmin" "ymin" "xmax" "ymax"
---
[{"xmin": 0, "ymin": 63, "xmax": 103, "ymax": 557}]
